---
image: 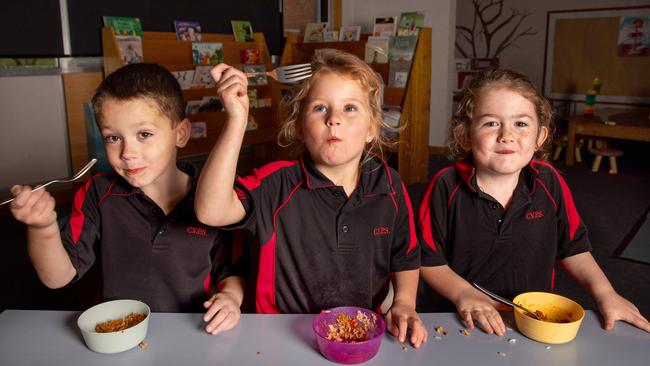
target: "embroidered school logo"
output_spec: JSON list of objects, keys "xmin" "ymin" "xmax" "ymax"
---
[
  {"xmin": 373, "ymin": 227, "xmax": 390, "ymax": 236},
  {"xmin": 525, "ymin": 211, "xmax": 544, "ymax": 220},
  {"xmin": 187, "ymin": 226, "xmax": 208, "ymax": 236}
]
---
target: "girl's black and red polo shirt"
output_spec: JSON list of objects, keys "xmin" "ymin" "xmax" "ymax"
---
[
  {"xmin": 418, "ymin": 160, "xmax": 592, "ymax": 307},
  {"xmin": 233, "ymin": 154, "xmax": 420, "ymax": 314},
  {"xmin": 60, "ymin": 163, "xmax": 245, "ymax": 312}
]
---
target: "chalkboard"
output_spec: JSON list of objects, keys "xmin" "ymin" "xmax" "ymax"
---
[
  {"xmin": 68, "ymin": 0, "xmax": 283, "ymax": 56},
  {"xmin": 543, "ymin": 6, "xmax": 650, "ymax": 105},
  {"xmin": 0, "ymin": 1, "xmax": 63, "ymax": 57}
]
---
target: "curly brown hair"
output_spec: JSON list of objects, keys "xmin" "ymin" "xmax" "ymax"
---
[
  {"xmin": 278, "ymin": 49, "xmax": 396, "ymax": 160},
  {"xmin": 449, "ymin": 68, "xmax": 554, "ymax": 161}
]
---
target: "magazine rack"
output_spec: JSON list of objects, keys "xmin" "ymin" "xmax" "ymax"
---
[
  {"xmin": 101, "ymin": 28, "xmax": 282, "ymax": 162},
  {"xmin": 280, "ymin": 28, "xmax": 431, "ymax": 184}
]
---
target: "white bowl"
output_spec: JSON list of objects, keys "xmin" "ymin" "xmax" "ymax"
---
[{"xmin": 77, "ymin": 299, "xmax": 150, "ymax": 354}]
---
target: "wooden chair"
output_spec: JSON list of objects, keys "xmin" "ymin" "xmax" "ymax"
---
[
  {"xmin": 588, "ymin": 139, "xmax": 623, "ymax": 174},
  {"xmin": 553, "ymin": 135, "xmax": 584, "ymax": 163}
]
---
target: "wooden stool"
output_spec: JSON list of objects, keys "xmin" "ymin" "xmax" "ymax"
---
[
  {"xmin": 590, "ymin": 145, "xmax": 623, "ymax": 174},
  {"xmin": 553, "ymin": 135, "xmax": 584, "ymax": 163}
]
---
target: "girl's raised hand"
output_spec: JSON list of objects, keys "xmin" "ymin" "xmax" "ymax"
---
[{"xmin": 210, "ymin": 63, "xmax": 249, "ymax": 124}]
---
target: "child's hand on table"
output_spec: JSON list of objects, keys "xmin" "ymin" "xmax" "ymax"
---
[
  {"xmin": 385, "ymin": 302, "xmax": 428, "ymax": 348},
  {"xmin": 455, "ymin": 287, "xmax": 508, "ymax": 336},
  {"xmin": 596, "ymin": 290, "xmax": 650, "ymax": 332},
  {"xmin": 203, "ymin": 291, "xmax": 242, "ymax": 335}
]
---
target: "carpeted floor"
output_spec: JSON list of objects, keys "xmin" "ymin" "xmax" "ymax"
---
[{"xmin": 2, "ymin": 141, "xmax": 649, "ymax": 320}]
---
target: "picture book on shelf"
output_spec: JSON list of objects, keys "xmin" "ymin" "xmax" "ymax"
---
[
  {"xmin": 241, "ymin": 49, "xmax": 260, "ymax": 64},
  {"xmin": 303, "ymin": 22, "xmax": 328, "ymax": 43},
  {"xmin": 247, "ymin": 89, "xmax": 258, "ymax": 108},
  {"xmin": 339, "ymin": 25, "xmax": 361, "ymax": 41},
  {"xmin": 192, "ymin": 66, "xmax": 215, "ymax": 88},
  {"xmin": 185, "ymin": 100, "xmax": 203, "ymax": 115},
  {"xmin": 246, "ymin": 115, "xmax": 258, "ymax": 131},
  {"xmin": 388, "ymin": 59, "xmax": 411, "ymax": 88},
  {"xmin": 389, "ymin": 35, "xmax": 418, "ymax": 62},
  {"xmin": 373, "ymin": 16, "xmax": 397, "ymax": 37},
  {"xmin": 174, "ymin": 20, "xmax": 202, "ymax": 41},
  {"xmin": 322, "ymin": 31, "xmax": 339, "ymax": 42},
  {"xmin": 199, "ymin": 96, "xmax": 224, "ymax": 112},
  {"xmin": 231, "ymin": 20, "xmax": 254, "ymax": 42},
  {"xmin": 190, "ymin": 122, "xmax": 207, "ymax": 139},
  {"xmin": 242, "ymin": 64, "xmax": 268, "ymax": 86},
  {"xmin": 103, "ymin": 16, "xmax": 143, "ymax": 37},
  {"xmin": 192, "ymin": 43, "xmax": 223, "ymax": 65},
  {"xmin": 365, "ymin": 36, "xmax": 390, "ymax": 64},
  {"xmin": 116, "ymin": 36, "xmax": 144, "ymax": 65},
  {"xmin": 171, "ymin": 69, "xmax": 195, "ymax": 89},
  {"xmin": 397, "ymin": 11, "xmax": 424, "ymax": 36}
]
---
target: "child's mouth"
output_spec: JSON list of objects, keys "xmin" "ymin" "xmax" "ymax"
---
[
  {"xmin": 125, "ymin": 167, "xmax": 145, "ymax": 175},
  {"xmin": 327, "ymin": 137, "xmax": 342, "ymax": 143},
  {"xmin": 495, "ymin": 150, "xmax": 514, "ymax": 154}
]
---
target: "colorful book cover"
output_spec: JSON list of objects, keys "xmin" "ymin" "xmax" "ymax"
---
[
  {"xmin": 103, "ymin": 16, "xmax": 143, "ymax": 37},
  {"xmin": 247, "ymin": 89, "xmax": 258, "ymax": 108},
  {"xmin": 192, "ymin": 43, "xmax": 223, "ymax": 65},
  {"xmin": 373, "ymin": 16, "xmax": 397, "ymax": 37},
  {"xmin": 243, "ymin": 64, "xmax": 268, "ymax": 86},
  {"xmin": 171, "ymin": 69, "xmax": 195, "ymax": 89},
  {"xmin": 388, "ymin": 59, "xmax": 411, "ymax": 88},
  {"xmin": 339, "ymin": 25, "xmax": 361, "ymax": 41},
  {"xmin": 199, "ymin": 96, "xmax": 223, "ymax": 112},
  {"xmin": 115, "ymin": 36, "xmax": 144, "ymax": 65},
  {"xmin": 304, "ymin": 22, "xmax": 328, "ymax": 43},
  {"xmin": 389, "ymin": 35, "xmax": 418, "ymax": 62},
  {"xmin": 192, "ymin": 66, "xmax": 215, "ymax": 88},
  {"xmin": 241, "ymin": 49, "xmax": 260, "ymax": 64},
  {"xmin": 190, "ymin": 122, "xmax": 207, "ymax": 139},
  {"xmin": 231, "ymin": 20, "xmax": 254, "ymax": 42},
  {"xmin": 246, "ymin": 115, "xmax": 258, "ymax": 131},
  {"xmin": 365, "ymin": 36, "xmax": 390, "ymax": 63},
  {"xmin": 174, "ymin": 20, "xmax": 202, "ymax": 41},
  {"xmin": 397, "ymin": 11, "xmax": 424, "ymax": 36}
]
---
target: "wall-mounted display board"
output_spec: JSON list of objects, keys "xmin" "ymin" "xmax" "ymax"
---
[
  {"xmin": 0, "ymin": 1, "xmax": 63, "ymax": 56},
  {"xmin": 543, "ymin": 6, "xmax": 650, "ymax": 105}
]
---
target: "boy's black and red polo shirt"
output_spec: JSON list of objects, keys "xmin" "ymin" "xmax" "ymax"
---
[
  {"xmin": 60, "ymin": 163, "xmax": 245, "ymax": 312},
  {"xmin": 233, "ymin": 154, "xmax": 420, "ymax": 314},
  {"xmin": 418, "ymin": 160, "xmax": 592, "ymax": 307}
]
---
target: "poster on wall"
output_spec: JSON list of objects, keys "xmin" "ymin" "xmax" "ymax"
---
[{"xmin": 617, "ymin": 16, "xmax": 650, "ymax": 57}]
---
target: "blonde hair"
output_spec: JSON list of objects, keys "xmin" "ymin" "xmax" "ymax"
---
[
  {"xmin": 449, "ymin": 68, "xmax": 554, "ymax": 161},
  {"xmin": 278, "ymin": 49, "xmax": 396, "ymax": 160}
]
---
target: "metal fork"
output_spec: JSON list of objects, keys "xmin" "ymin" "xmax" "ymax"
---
[
  {"xmin": 0, "ymin": 158, "xmax": 98, "ymax": 206},
  {"xmin": 246, "ymin": 63, "xmax": 312, "ymax": 84}
]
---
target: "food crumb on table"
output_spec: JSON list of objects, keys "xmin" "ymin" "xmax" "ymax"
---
[
  {"xmin": 434, "ymin": 335, "xmax": 442, "ymax": 340},
  {"xmin": 434, "ymin": 326, "xmax": 444, "ymax": 334},
  {"xmin": 545, "ymin": 345, "xmax": 552, "ymax": 350},
  {"xmin": 497, "ymin": 351, "xmax": 507, "ymax": 357},
  {"xmin": 460, "ymin": 329, "xmax": 471, "ymax": 336},
  {"xmin": 138, "ymin": 340, "xmax": 148, "ymax": 349},
  {"xmin": 402, "ymin": 346, "xmax": 408, "ymax": 352},
  {"xmin": 508, "ymin": 338, "xmax": 516, "ymax": 344},
  {"xmin": 256, "ymin": 351, "xmax": 261, "ymax": 355}
]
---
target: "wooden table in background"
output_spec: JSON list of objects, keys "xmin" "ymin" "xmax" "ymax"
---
[{"xmin": 566, "ymin": 109, "xmax": 650, "ymax": 165}]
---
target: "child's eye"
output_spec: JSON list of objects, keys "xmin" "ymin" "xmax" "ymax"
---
[
  {"xmin": 482, "ymin": 121, "xmax": 498, "ymax": 127},
  {"xmin": 103, "ymin": 135, "xmax": 121, "ymax": 144},
  {"xmin": 138, "ymin": 131, "xmax": 154, "ymax": 139},
  {"xmin": 313, "ymin": 105, "xmax": 327, "ymax": 112},
  {"xmin": 344, "ymin": 104, "xmax": 358, "ymax": 112},
  {"xmin": 515, "ymin": 120, "xmax": 529, "ymax": 127}
]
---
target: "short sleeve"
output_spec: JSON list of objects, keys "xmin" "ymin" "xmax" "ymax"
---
[
  {"xmin": 388, "ymin": 176, "xmax": 421, "ymax": 272},
  {"xmin": 60, "ymin": 178, "xmax": 102, "ymax": 280},
  {"xmin": 550, "ymin": 169, "xmax": 592, "ymax": 259},
  {"xmin": 418, "ymin": 167, "xmax": 453, "ymax": 267}
]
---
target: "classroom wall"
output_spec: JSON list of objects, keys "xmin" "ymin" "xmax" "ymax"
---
[
  {"xmin": 455, "ymin": 0, "xmax": 650, "ymax": 90},
  {"xmin": 0, "ymin": 74, "xmax": 70, "ymax": 190},
  {"xmin": 341, "ymin": 0, "xmax": 457, "ymax": 148}
]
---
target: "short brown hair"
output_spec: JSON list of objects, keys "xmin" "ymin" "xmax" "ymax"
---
[
  {"xmin": 92, "ymin": 63, "xmax": 185, "ymax": 127},
  {"xmin": 278, "ymin": 49, "xmax": 395, "ymax": 159},
  {"xmin": 449, "ymin": 68, "xmax": 554, "ymax": 161}
]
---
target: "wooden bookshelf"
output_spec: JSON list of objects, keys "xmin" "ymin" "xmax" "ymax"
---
[
  {"xmin": 101, "ymin": 28, "xmax": 283, "ymax": 163},
  {"xmin": 280, "ymin": 28, "xmax": 431, "ymax": 184}
]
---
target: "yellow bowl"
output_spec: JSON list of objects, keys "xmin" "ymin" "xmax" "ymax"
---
[{"xmin": 513, "ymin": 292, "xmax": 585, "ymax": 344}]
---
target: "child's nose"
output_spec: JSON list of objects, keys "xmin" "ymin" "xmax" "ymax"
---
[
  {"xmin": 498, "ymin": 127, "xmax": 515, "ymax": 142},
  {"xmin": 326, "ymin": 112, "xmax": 342, "ymax": 127},
  {"xmin": 120, "ymin": 141, "xmax": 138, "ymax": 160}
]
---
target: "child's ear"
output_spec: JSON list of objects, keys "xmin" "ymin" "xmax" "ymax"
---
[
  {"xmin": 536, "ymin": 126, "xmax": 549, "ymax": 149},
  {"xmin": 175, "ymin": 118, "xmax": 191, "ymax": 148}
]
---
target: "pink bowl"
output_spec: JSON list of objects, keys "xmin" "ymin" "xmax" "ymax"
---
[{"xmin": 312, "ymin": 306, "xmax": 386, "ymax": 364}]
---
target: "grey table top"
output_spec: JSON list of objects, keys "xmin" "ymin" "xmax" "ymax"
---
[{"xmin": 0, "ymin": 310, "xmax": 648, "ymax": 365}]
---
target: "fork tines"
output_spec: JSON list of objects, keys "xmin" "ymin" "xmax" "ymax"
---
[{"xmin": 278, "ymin": 63, "xmax": 312, "ymax": 83}]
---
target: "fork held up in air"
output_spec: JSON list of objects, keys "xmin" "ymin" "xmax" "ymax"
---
[{"xmin": 246, "ymin": 63, "xmax": 312, "ymax": 84}]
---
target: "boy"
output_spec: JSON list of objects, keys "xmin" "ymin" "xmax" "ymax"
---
[{"xmin": 9, "ymin": 63, "xmax": 245, "ymax": 335}]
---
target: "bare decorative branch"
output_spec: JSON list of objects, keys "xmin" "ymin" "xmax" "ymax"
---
[{"xmin": 455, "ymin": 0, "xmax": 537, "ymax": 59}]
